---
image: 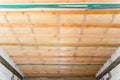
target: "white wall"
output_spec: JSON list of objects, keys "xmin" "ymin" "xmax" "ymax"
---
[
  {"xmin": 0, "ymin": 48, "xmax": 23, "ymax": 80},
  {"xmin": 0, "ymin": 63, "xmax": 20, "ymax": 80},
  {"xmin": 96, "ymin": 47, "xmax": 120, "ymax": 80}
]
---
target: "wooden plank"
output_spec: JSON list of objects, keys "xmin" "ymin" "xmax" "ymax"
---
[
  {"xmin": 12, "ymin": 58, "xmax": 107, "ymax": 64},
  {"xmin": 23, "ymin": 71, "xmax": 96, "ymax": 74},
  {"xmin": 17, "ymin": 63, "xmax": 102, "ymax": 66},
  {"xmin": 1, "ymin": 23, "xmax": 120, "ymax": 28},
  {"xmin": 1, "ymin": 10, "xmax": 120, "ymax": 14},
  {"xmin": 14, "ymin": 59, "xmax": 106, "ymax": 64},
  {"xmin": 24, "ymin": 73, "xmax": 95, "ymax": 77},
  {"xmin": 5, "ymin": 49, "xmax": 115, "ymax": 54},
  {"xmin": 0, "ymin": 42, "xmax": 119, "ymax": 47},
  {"xmin": 10, "ymin": 55, "xmax": 110, "ymax": 58},
  {"xmin": 20, "ymin": 68, "xmax": 100, "ymax": 71},
  {"xmin": 21, "ymin": 70, "xmax": 99, "ymax": 73},
  {"xmin": 23, "ymin": 71, "xmax": 97, "ymax": 75},
  {"xmin": 1, "ymin": 34, "xmax": 120, "ymax": 38},
  {"xmin": 19, "ymin": 66, "xmax": 100, "ymax": 71}
]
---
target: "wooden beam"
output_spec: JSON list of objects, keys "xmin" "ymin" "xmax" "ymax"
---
[
  {"xmin": 5, "ymin": 49, "xmax": 115, "ymax": 54},
  {"xmin": 21, "ymin": 70, "xmax": 99, "ymax": 73},
  {"xmin": 1, "ymin": 10, "xmax": 120, "ymax": 14},
  {"xmin": 1, "ymin": 23, "xmax": 120, "ymax": 28},
  {"xmin": 14, "ymin": 59, "xmax": 106, "ymax": 64},
  {"xmin": 19, "ymin": 67, "xmax": 100, "ymax": 71},
  {"xmin": 0, "ymin": 56, "xmax": 23, "ymax": 80},
  {"xmin": 0, "ymin": 42, "xmax": 119, "ymax": 47},
  {"xmin": 24, "ymin": 73, "xmax": 95, "ymax": 77},
  {"xmin": 19, "ymin": 66, "xmax": 101, "ymax": 71},
  {"xmin": 1, "ymin": 34, "xmax": 120, "ymax": 38},
  {"xmin": 23, "ymin": 71, "xmax": 96, "ymax": 74},
  {"xmin": 23, "ymin": 71, "xmax": 97, "ymax": 75},
  {"xmin": 10, "ymin": 55, "xmax": 110, "ymax": 58},
  {"xmin": 23, "ymin": 70, "xmax": 96, "ymax": 74},
  {"xmin": 17, "ymin": 63, "xmax": 102, "ymax": 66}
]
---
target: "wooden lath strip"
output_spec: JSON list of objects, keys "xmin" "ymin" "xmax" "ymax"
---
[
  {"xmin": 13, "ymin": 60, "xmax": 108, "ymax": 64},
  {"xmin": 1, "ymin": 23, "xmax": 120, "ymax": 28},
  {"xmin": 19, "ymin": 66, "xmax": 100, "ymax": 71},
  {"xmin": 14, "ymin": 58, "xmax": 106, "ymax": 63},
  {"xmin": 24, "ymin": 73, "xmax": 95, "ymax": 77},
  {"xmin": 20, "ymin": 69, "xmax": 100, "ymax": 72},
  {"xmin": 17, "ymin": 63, "xmax": 102, "ymax": 66},
  {"xmin": 14, "ymin": 58, "xmax": 108, "ymax": 61},
  {"xmin": 5, "ymin": 49, "xmax": 115, "ymax": 53},
  {"xmin": 23, "ymin": 70, "xmax": 97, "ymax": 74},
  {"xmin": 21, "ymin": 70, "xmax": 99, "ymax": 72},
  {"xmin": 1, "ymin": 34, "xmax": 120, "ymax": 38},
  {"xmin": 23, "ymin": 71, "xmax": 96, "ymax": 74},
  {"xmin": 0, "ymin": 42, "xmax": 120, "ymax": 47},
  {"xmin": 1, "ymin": 10, "xmax": 120, "ymax": 14},
  {"xmin": 10, "ymin": 55, "xmax": 110, "ymax": 58},
  {"xmin": 23, "ymin": 70, "xmax": 98, "ymax": 74},
  {"xmin": 22, "ymin": 68, "xmax": 98, "ymax": 73},
  {"xmin": 19, "ymin": 66, "xmax": 101, "ymax": 72},
  {"xmin": 14, "ymin": 60, "xmax": 106, "ymax": 64}
]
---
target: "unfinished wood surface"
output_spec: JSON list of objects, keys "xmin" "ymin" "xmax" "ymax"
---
[
  {"xmin": 0, "ymin": 10, "xmax": 119, "ymax": 77},
  {"xmin": 19, "ymin": 65, "xmax": 100, "ymax": 77},
  {"xmin": 0, "ymin": 42, "xmax": 120, "ymax": 47},
  {"xmin": 1, "ymin": 23, "xmax": 120, "ymax": 28},
  {"xmin": 1, "ymin": 10, "xmax": 120, "ymax": 15}
]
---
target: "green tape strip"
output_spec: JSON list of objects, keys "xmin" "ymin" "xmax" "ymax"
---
[{"xmin": 0, "ymin": 3, "xmax": 119, "ymax": 8}]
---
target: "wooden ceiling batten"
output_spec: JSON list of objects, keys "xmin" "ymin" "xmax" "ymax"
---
[
  {"xmin": 10, "ymin": 55, "xmax": 110, "ymax": 59},
  {"xmin": 0, "ymin": 10, "xmax": 120, "ymax": 14},
  {"xmin": 1, "ymin": 23, "xmax": 120, "ymax": 28},
  {"xmin": 24, "ymin": 73, "xmax": 95, "ymax": 77},
  {"xmin": 13, "ymin": 60, "xmax": 106, "ymax": 64},
  {"xmin": 19, "ymin": 66, "xmax": 101, "ymax": 71},
  {"xmin": 17, "ymin": 63, "xmax": 102, "ymax": 66},
  {"xmin": 1, "ymin": 34, "xmax": 120, "ymax": 38},
  {"xmin": 5, "ymin": 49, "xmax": 115, "ymax": 53},
  {"xmin": 0, "ymin": 42, "xmax": 119, "ymax": 47}
]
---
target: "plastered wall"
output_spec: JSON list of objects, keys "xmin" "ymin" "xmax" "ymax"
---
[
  {"xmin": 96, "ymin": 47, "xmax": 120, "ymax": 80},
  {"xmin": 0, "ymin": 48, "xmax": 23, "ymax": 80}
]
